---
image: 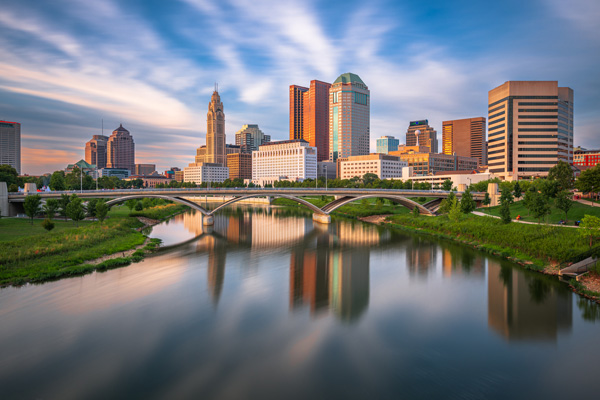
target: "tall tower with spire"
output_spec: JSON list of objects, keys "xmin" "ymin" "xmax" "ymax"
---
[{"xmin": 206, "ymin": 88, "xmax": 226, "ymax": 165}]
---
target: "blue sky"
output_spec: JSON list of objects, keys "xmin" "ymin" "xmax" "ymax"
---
[{"xmin": 0, "ymin": 0, "xmax": 598, "ymax": 175}]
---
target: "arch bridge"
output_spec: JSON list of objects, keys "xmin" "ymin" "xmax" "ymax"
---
[{"xmin": 3, "ymin": 185, "xmax": 486, "ymax": 223}]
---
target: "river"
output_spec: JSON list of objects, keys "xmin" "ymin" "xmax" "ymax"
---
[{"xmin": 1, "ymin": 207, "xmax": 599, "ymax": 399}]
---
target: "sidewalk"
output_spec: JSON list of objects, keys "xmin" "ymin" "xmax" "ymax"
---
[
  {"xmin": 472, "ymin": 211, "xmax": 578, "ymax": 228},
  {"xmin": 575, "ymin": 198, "xmax": 600, "ymax": 207}
]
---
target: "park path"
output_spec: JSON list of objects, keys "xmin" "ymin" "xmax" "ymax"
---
[
  {"xmin": 575, "ymin": 198, "xmax": 600, "ymax": 207},
  {"xmin": 472, "ymin": 211, "xmax": 578, "ymax": 228}
]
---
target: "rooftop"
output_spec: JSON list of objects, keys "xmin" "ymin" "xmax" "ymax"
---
[{"xmin": 333, "ymin": 73, "xmax": 365, "ymax": 85}]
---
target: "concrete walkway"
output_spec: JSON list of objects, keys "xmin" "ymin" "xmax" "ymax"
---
[
  {"xmin": 576, "ymin": 198, "xmax": 600, "ymax": 207},
  {"xmin": 472, "ymin": 211, "xmax": 578, "ymax": 228},
  {"xmin": 560, "ymin": 257, "xmax": 597, "ymax": 278}
]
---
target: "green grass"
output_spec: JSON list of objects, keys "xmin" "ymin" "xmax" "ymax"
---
[
  {"xmin": 480, "ymin": 200, "xmax": 600, "ymax": 225},
  {"xmin": 386, "ymin": 213, "xmax": 591, "ymax": 267},
  {"xmin": 129, "ymin": 204, "xmax": 188, "ymax": 220},
  {"xmin": 271, "ymin": 196, "xmax": 411, "ymax": 218},
  {"xmin": 0, "ymin": 218, "xmax": 93, "ymax": 241}
]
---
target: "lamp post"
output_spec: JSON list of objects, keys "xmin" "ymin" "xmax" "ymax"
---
[
  {"xmin": 325, "ymin": 165, "xmax": 328, "ymax": 191},
  {"xmin": 80, "ymin": 166, "xmax": 83, "ymax": 193}
]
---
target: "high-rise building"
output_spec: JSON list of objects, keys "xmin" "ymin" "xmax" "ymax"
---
[
  {"xmin": 289, "ymin": 85, "xmax": 308, "ymax": 140},
  {"xmin": 289, "ymin": 81, "xmax": 331, "ymax": 161},
  {"xmin": 442, "ymin": 117, "xmax": 485, "ymax": 165},
  {"xmin": 252, "ymin": 140, "xmax": 317, "ymax": 182},
  {"xmin": 235, "ymin": 124, "xmax": 270, "ymax": 153},
  {"xmin": 206, "ymin": 89, "xmax": 226, "ymax": 165},
  {"xmin": 0, "ymin": 120, "xmax": 20, "ymax": 174},
  {"xmin": 106, "ymin": 124, "xmax": 135, "ymax": 174},
  {"xmin": 227, "ymin": 153, "xmax": 252, "ymax": 180},
  {"xmin": 487, "ymin": 81, "xmax": 574, "ymax": 180},
  {"xmin": 85, "ymin": 135, "xmax": 108, "ymax": 169},
  {"xmin": 329, "ymin": 73, "xmax": 370, "ymax": 161},
  {"xmin": 406, "ymin": 120, "xmax": 437, "ymax": 153},
  {"xmin": 376, "ymin": 136, "xmax": 400, "ymax": 154},
  {"xmin": 135, "ymin": 164, "xmax": 156, "ymax": 175}
]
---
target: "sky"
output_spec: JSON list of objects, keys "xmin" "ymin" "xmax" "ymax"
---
[{"xmin": 0, "ymin": 0, "xmax": 599, "ymax": 175}]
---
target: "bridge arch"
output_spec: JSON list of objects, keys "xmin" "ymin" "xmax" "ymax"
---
[
  {"xmin": 321, "ymin": 194, "xmax": 436, "ymax": 216},
  {"xmin": 210, "ymin": 194, "xmax": 326, "ymax": 215},
  {"xmin": 105, "ymin": 195, "xmax": 210, "ymax": 216}
]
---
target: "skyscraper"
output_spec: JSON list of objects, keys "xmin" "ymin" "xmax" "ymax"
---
[
  {"xmin": 289, "ymin": 80, "xmax": 331, "ymax": 161},
  {"xmin": 0, "ymin": 120, "xmax": 21, "ymax": 174},
  {"xmin": 206, "ymin": 89, "xmax": 226, "ymax": 165},
  {"xmin": 406, "ymin": 120, "xmax": 437, "ymax": 153},
  {"xmin": 235, "ymin": 124, "xmax": 270, "ymax": 153},
  {"xmin": 106, "ymin": 124, "xmax": 135, "ymax": 174},
  {"xmin": 85, "ymin": 135, "xmax": 108, "ymax": 169},
  {"xmin": 329, "ymin": 73, "xmax": 370, "ymax": 161},
  {"xmin": 487, "ymin": 81, "xmax": 574, "ymax": 180},
  {"xmin": 289, "ymin": 85, "xmax": 308, "ymax": 140},
  {"xmin": 442, "ymin": 117, "xmax": 485, "ymax": 165},
  {"xmin": 376, "ymin": 136, "xmax": 400, "ymax": 154}
]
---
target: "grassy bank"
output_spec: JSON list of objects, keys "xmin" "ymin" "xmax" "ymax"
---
[
  {"xmin": 480, "ymin": 200, "xmax": 600, "ymax": 225},
  {"xmin": 130, "ymin": 203, "xmax": 188, "ymax": 221},
  {"xmin": 0, "ymin": 204, "xmax": 182, "ymax": 287},
  {"xmin": 0, "ymin": 218, "xmax": 93, "ymax": 241},
  {"xmin": 271, "ymin": 196, "xmax": 411, "ymax": 218}
]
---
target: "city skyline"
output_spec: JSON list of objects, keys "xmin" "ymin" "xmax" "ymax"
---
[{"xmin": 0, "ymin": 0, "xmax": 598, "ymax": 175}]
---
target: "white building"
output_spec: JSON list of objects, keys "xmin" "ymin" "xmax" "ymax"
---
[
  {"xmin": 252, "ymin": 140, "xmax": 317, "ymax": 183},
  {"xmin": 338, "ymin": 154, "xmax": 408, "ymax": 180},
  {"xmin": 184, "ymin": 162, "xmax": 229, "ymax": 184}
]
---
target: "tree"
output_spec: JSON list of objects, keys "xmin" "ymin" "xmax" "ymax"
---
[
  {"xmin": 499, "ymin": 199, "xmax": 512, "ymax": 224},
  {"xmin": 448, "ymin": 197, "xmax": 462, "ymax": 222},
  {"xmin": 555, "ymin": 190, "xmax": 573, "ymax": 223},
  {"xmin": 412, "ymin": 206, "xmax": 420, "ymax": 218},
  {"xmin": 576, "ymin": 165, "xmax": 600, "ymax": 205},
  {"xmin": 41, "ymin": 218, "xmax": 55, "ymax": 231},
  {"xmin": 66, "ymin": 195, "xmax": 85, "ymax": 226},
  {"xmin": 513, "ymin": 181, "xmax": 522, "ymax": 199},
  {"xmin": 23, "ymin": 194, "xmax": 42, "ymax": 225},
  {"xmin": 95, "ymin": 200, "xmax": 108, "ymax": 223},
  {"xmin": 460, "ymin": 188, "xmax": 476, "ymax": 214},
  {"xmin": 538, "ymin": 178, "xmax": 559, "ymax": 199},
  {"xmin": 58, "ymin": 193, "xmax": 71, "ymax": 221},
  {"xmin": 43, "ymin": 199, "xmax": 59, "ymax": 219},
  {"xmin": 530, "ymin": 191, "xmax": 551, "ymax": 223},
  {"xmin": 49, "ymin": 171, "xmax": 66, "ymax": 191},
  {"xmin": 125, "ymin": 199, "xmax": 137, "ymax": 212},
  {"xmin": 442, "ymin": 179, "xmax": 453, "ymax": 191},
  {"xmin": 86, "ymin": 198, "xmax": 98, "ymax": 217},
  {"xmin": 439, "ymin": 191, "xmax": 457, "ymax": 214},
  {"xmin": 135, "ymin": 201, "xmax": 143, "ymax": 211},
  {"xmin": 483, "ymin": 192, "xmax": 491, "ymax": 207},
  {"xmin": 522, "ymin": 186, "xmax": 537, "ymax": 216},
  {"xmin": 548, "ymin": 160, "xmax": 574, "ymax": 191},
  {"xmin": 0, "ymin": 164, "xmax": 18, "ymax": 187},
  {"xmin": 500, "ymin": 187, "xmax": 514, "ymax": 205},
  {"xmin": 579, "ymin": 215, "xmax": 600, "ymax": 247}
]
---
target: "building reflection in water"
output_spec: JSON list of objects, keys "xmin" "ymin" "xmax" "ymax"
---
[
  {"xmin": 487, "ymin": 259, "xmax": 572, "ymax": 342},
  {"xmin": 441, "ymin": 245, "xmax": 485, "ymax": 278},
  {"xmin": 406, "ymin": 237, "xmax": 437, "ymax": 277}
]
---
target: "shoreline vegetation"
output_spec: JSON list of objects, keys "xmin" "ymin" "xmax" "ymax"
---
[
  {"xmin": 271, "ymin": 196, "xmax": 600, "ymax": 303},
  {"xmin": 0, "ymin": 202, "xmax": 187, "ymax": 287}
]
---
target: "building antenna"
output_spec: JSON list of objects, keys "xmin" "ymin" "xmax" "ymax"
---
[
  {"xmin": 102, "ymin": 118, "xmax": 104, "ymax": 136},
  {"xmin": 215, "ymin": 82, "xmax": 218, "ymax": 92}
]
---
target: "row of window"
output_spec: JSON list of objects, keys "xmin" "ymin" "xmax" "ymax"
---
[
  {"xmin": 489, "ymin": 111, "xmax": 505, "ymax": 119},
  {"xmin": 517, "ymin": 115, "xmax": 556, "ymax": 119},
  {"xmin": 488, "ymin": 136, "xmax": 505, "ymax": 143},
  {"xmin": 518, "ymin": 160, "xmax": 557, "ymax": 164},
  {"xmin": 518, "ymin": 108, "xmax": 557, "ymax": 113},
  {"xmin": 518, "ymin": 153, "xmax": 557, "ymax": 158},
  {"xmin": 518, "ymin": 121, "xmax": 558, "ymax": 125},
  {"xmin": 488, "ymin": 105, "xmax": 505, "ymax": 113},
  {"xmin": 517, "ymin": 141, "xmax": 557, "ymax": 145},
  {"xmin": 519, "ymin": 128, "xmax": 557, "ymax": 132},
  {"xmin": 489, "ymin": 123, "xmax": 505, "ymax": 131}
]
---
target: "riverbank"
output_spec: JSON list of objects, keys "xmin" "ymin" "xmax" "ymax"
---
[{"xmin": 0, "ymin": 203, "xmax": 186, "ymax": 287}]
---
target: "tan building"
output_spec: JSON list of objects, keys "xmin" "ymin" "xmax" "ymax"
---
[
  {"xmin": 125, "ymin": 175, "xmax": 173, "ymax": 188},
  {"xmin": 205, "ymin": 89, "xmax": 226, "ymax": 165},
  {"xmin": 442, "ymin": 117, "xmax": 485, "ymax": 165},
  {"xmin": 174, "ymin": 170, "xmax": 184, "ymax": 182},
  {"xmin": 0, "ymin": 120, "xmax": 21, "ymax": 174},
  {"xmin": 184, "ymin": 162, "xmax": 229, "ymax": 184},
  {"xmin": 236, "ymin": 124, "xmax": 270, "ymax": 153},
  {"xmin": 389, "ymin": 149, "xmax": 479, "ymax": 176},
  {"xmin": 289, "ymin": 85, "xmax": 308, "ymax": 140},
  {"xmin": 106, "ymin": 124, "xmax": 135, "ymax": 174},
  {"xmin": 487, "ymin": 81, "xmax": 574, "ymax": 180},
  {"xmin": 252, "ymin": 140, "xmax": 317, "ymax": 182},
  {"xmin": 135, "ymin": 164, "xmax": 156, "ymax": 175},
  {"xmin": 337, "ymin": 154, "xmax": 408, "ymax": 180},
  {"xmin": 406, "ymin": 120, "xmax": 437, "ymax": 153},
  {"xmin": 227, "ymin": 153, "xmax": 252, "ymax": 180},
  {"xmin": 85, "ymin": 135, "xmax": 108, "ymax": 170},
  {"xmin": 329, "ymin": 73, "xmax": 370, "ymax": 161}
]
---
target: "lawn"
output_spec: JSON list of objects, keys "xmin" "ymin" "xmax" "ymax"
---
[
  {"xmin": 480, "ymin": 200, "xmax": 600, "ymax": 225},
  {"xmin": 271, "ymin": 196, "xmax": 412, "ymax": 217},
  {"xmin": 0, "ymin": 217, "xmax": 94, "ymax": 241}
]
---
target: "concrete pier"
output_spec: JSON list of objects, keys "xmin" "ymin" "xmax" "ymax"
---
[
  {"xmin": 312, "ymin": 213, "xmax": 331, "ymax": 224},
  {"xmin": 202, "ymin": 215, "xmax": 214, "ymax": 226},
  {"xmin": 0, "ymin": 182, "xmax": 8, "ymax": 217}
]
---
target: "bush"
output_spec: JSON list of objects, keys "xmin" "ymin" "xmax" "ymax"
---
[
  {"xmin": 135, "ymin": 201, "xmax": 143, "ymax": 211},
  {"xmin": 41, "ymin": 218, "xmax": 55, "ymax": 231}
]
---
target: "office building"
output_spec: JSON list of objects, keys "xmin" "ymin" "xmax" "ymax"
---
[
  {"xmin": 337, "ymin": 154, "xmax": 408, "ymax": 180},
  {"xmin": 184, "ymin": 163, "xmax": 229, "ymax": 184},
  {"xmin": 205, "ymin": 89, "xmax": 226, "ymax": 165},
  {"xmin": 106, "ymin": 124, "xmax": 135, "ymax": 174},
  {"xmin": 65, "ymin": 159, "xmax": 96, "ymax": 176},
  {"xmin": 376, "ymin": 136, "xmax": 400, "ymax": 154},
  {"xmin": 85, "ymin": 135, "xmax": 108, "ymax": 170},
  {"xmin": 0, "ymin": 120, "xmax": 21, "ymax": 174},
  {"xmin": 290, "ymin": 85, "xmax": 308, "ymax": 140},
  {"xmin": 135, "ymin": 164, "xmax": 156, "ymax": 175},
  {"xmin": 442, "ymin": 117, "xmax": 485, "ymax": 165},
  {"xmin": 252, "ymin": 140, "xmax": 317, "ymax": 182},
  {"xmin": 98, "ymin": 167, "xmax": 130, "ymax": 179},
  {"xmin": 389, "ymin": 148, "xmax": 479, "ymax": 176},
  {"xmin": 227, "ymin": 153, "xmax": 252, "ymax": 180},
  {"xmin": 487, "ymin": 81, "xmax": 574, "ymax": 180},
  {"xmin": 329, "ymin": 73, "xmax": 370, "ymax": 161},
  {"xmin": 235, "ymin": 124, "xmax": 271, "ymax": 153},
  {"xmin": 574, "ymin": 148, "xmax": 600, "ymax": 167},
  {"xmin": 406, "ymin": 120, "xmax": 438, "ymax": 153},
  {"xmin": 317, "ymin": 161, "xmax": 336, "ymax": 180},
  {"xmin": 124, "ymin": 175, "xmax": 173, "ymax": 188}
]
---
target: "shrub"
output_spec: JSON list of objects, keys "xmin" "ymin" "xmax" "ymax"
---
[{"xmin": 41, "ymin": 218, "xmax": 55, "ymax": 231}]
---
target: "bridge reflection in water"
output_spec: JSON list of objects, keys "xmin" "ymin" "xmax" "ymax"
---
[{"xmin": 158, "ymin": 208, "xmax": 575, "ymax": 335}]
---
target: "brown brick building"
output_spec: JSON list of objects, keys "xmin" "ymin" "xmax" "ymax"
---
[{"xmin": 442, "ymin": 117, "xmax": 485, "ymax": 165}]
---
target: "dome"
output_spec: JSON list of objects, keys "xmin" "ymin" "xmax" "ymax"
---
[
  {"xmin": 333, "ymin": 73, "xmax": 365, "ymax": 85},
  {"xmin": 113, "ymin": 124, "xmax": 129, "ymax": 134}
]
